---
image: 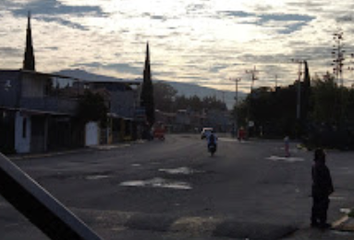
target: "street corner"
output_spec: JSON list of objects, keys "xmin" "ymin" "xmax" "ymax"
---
[{"xmin": 332, "ymin": 215, "xmax": 354, "ymax": 232}]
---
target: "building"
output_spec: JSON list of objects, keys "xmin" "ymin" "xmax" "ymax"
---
[
  {"xmin": 0, "ymin": 12, "xmax": 141, "ymax": 153},
  {"xmin": 75, "ymin": 81, "xmax": 141, "ymax": 143},
  {"xmin": 0, "ymin": 69, "xmax": 84, "ymax": 153}
]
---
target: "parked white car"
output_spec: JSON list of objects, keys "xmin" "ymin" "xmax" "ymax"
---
[{"xmin": 201, "ymin": 127, "xmax": 213, "ymax": 139}]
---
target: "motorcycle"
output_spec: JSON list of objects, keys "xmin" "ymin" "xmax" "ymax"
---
[{"xmin": 208, "ymin": 143, "xmax": 217, "ymax": 156}]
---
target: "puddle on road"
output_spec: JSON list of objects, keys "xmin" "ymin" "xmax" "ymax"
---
[
  {"xmin": 330, "ymin": 196, "xmax": 345, "ymax": 200},
  {"xmin": 159, "ymin": 167, "xmax": 203, "ymax": 175},
  {"xmin": 267, "ymin": 155, "xmax": 305, "ymax": 162},
  {"xmin": 131, "ymin": 163, "xmax": 141, "ymax": 167},
  {"xmin": 340, "ymin": 208, "xmax": 351, "ymax": 214},
  {"xmin": 120, "ymin": 177, "xmax": 192, "ymax": 190},
  {"xmin": 86, "ymin": 175, "xmax": 110, "ymax": 180}
]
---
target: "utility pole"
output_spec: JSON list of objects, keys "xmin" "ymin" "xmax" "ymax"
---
[
  {"xmin": 332, "ymin": 30, "xmax": 346, "ymax": 126},
  {"xmin": 246, "ymin": 66, "xmax": 259, "ymax": 94},
  {"xmin": 349, "ymin": 53, "xmax": 354, "ymax": 86},
  {"xmin": 332, "ymin": 31, "xmax": 345, "ymax": 87},
  {"xmin": 230, "ymin": 77, "xmax": 241, "ymax": 106},
  {"xmin": 230, "ymin": 77, "xmax": 241, "ymax": 138},
  {"xmin": 245, "ymin": 66, "xmax": 259, "ymax": 137},
  {"xmin": 291, "ymin": 59, "xmax": 304, "ymax": 120},
  {"xmin": 275, "ymin": 74, "xmax": 278, "ymax": 89}
]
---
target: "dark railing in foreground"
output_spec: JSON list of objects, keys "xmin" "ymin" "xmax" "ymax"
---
[{"xmin": 0, "ymin": 152, "xmax": 103, "ymax": 240}]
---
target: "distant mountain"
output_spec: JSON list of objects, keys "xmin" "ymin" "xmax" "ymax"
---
[
  {"xmin": 54, "ymin": 69, "xmax": 128, "ymax": 82},
  {"xmin": 54, "ymin": 69, "xmax": 245, "ymax": 109},
  {"xmin": 158, "ymin": 80, "xmax": 245, "ymax": 110}
]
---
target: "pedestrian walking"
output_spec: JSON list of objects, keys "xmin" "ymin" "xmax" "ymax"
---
[
  {"xmin": 238, "ymin": 127, "xmax": 246, "ymax": 141},
  {"xmin": 311, "ymin": 148, "xmax": 334, "ymax": 229},
  {"xmin": 284, "ymin": 136, "xmax": 290, "ymax": 157}
]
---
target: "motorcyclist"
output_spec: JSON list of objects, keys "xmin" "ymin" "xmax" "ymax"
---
[{"xmin": 207, "ymin": 131, "xmax": 218, "ymax": 151}]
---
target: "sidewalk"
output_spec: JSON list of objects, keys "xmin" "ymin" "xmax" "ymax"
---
[
  {"xmin": 7, "ymin": 140, "xmax": 146, "ymax": 161},
  {"xmin": 282, "ymin": 215, "xmax": 354, "ymax": 240}
]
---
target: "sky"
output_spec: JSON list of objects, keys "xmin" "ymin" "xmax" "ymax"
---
[{"xmin": 1, "ymin": 0, "xmax": 354, "ymax": 93}]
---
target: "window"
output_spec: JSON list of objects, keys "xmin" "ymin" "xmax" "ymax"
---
[{"xmin": 22, "ymin": 118, "xmax": 27, "ymax": 138}]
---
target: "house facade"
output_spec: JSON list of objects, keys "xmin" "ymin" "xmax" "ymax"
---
[
  {"xmin": 78, "ymin": 81, "xmax": 141, "ymax": 144},
  {"xmin": 0, "ymin": 70, "xmax": 83, "ymax": 153}
]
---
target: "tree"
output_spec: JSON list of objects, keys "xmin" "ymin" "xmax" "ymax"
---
[
  {"xmin": 77, "ymin": 90, "xmax": 108, "ymax": 128},
  {"xmin": 311, "ymin": 73, "xmax": 339, "ymax": 124},
  {"xmin": 302, "ymin": 60, "xmax": 311, "ymax": 122},
  {"xmin": 153, "ymin": 82, "xmax": 177, "ymax": 112},
  {"xmin": 233, "ymin": 84, "xmax": 298, "ymax": 137},
  {"xmin": 140, "ymin": 43, "xmax": 155, "ymax": 128}
]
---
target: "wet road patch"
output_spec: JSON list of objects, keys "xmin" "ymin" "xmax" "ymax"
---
[
  {"xmin": 267, "ymin": 156, "xmax": 305, "ymax": 162},
  {"xmin": 85, "ymin": 175, "xmax": 110, "ymax": 180},
  {"xmin": 158, "ymin": 167, "xmax": 203, "ymax": 175},
  {"xmin": 120, "ymin": 177, "xmax": 192, "ymax": 190}
]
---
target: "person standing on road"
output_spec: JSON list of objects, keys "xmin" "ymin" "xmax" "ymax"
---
[
  {"xmin": 311, "ymin": 148, "xmax": 334, "ymax": 229},
  {"xmin": 284, "ymin": 136, "xmax": 290, "ymax": 157}
]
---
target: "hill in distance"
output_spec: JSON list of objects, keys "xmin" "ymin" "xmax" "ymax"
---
[{"xmin": 54, "ymin": 69, "xmax": 245, "ymax": 109}]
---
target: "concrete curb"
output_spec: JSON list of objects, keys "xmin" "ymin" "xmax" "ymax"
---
[
  {"xmin": 8, "ymin": 148, "xmax": 94, "ymax": 161},
  {"xmin": 7, "ymin": 140, "xmax": 147, "ymax": 161},
  {"xmin": 72, "ymin": 208, "xmax": 298, "ymax": 240}
]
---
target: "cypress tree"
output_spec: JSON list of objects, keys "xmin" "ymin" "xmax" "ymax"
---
[
  {"xmin": 302, "ymin": 60, "xmax": 311, "ymax": 122},
  {"xmin": 140, "ymin": 42, "xmax": 155, "ymax": 128},
  {"xmin": 23, "ymin": 11, "xmax": 35, "ymax": 71}
]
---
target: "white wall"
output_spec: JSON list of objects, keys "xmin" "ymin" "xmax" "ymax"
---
[
  {"xmin": 85, "ymin": 122, "xmax": 100, "ymax": 146},
  {"xmin": 15, "ymin": 112, "xmax": 31, "ymax": 153}
]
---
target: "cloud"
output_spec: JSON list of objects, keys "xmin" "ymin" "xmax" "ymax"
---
[
  {"xmin": 2, "ymin": 0, "xmax": 354, "ymax": 92},
  {"xmin": 36, "ymin": 16, "xmax": 88, "ymax": 30},
  {"xmin": 0, "ymin": 47, "xmax": 21, "ymax": 56},
  {"xmin": 219, "ymin": 10, "xmax": 314, "ymax": 34},
  {"xmin": 11, "ymin": 1, "xmax": 104, "ymax": 17},
  {"xmin": 336, "ymin": 14, "xmax": 354, "ymax": 23},
  {"xmin": 210, "ymin": 64, "xmax": 228, "ymax": 73},
  {"xmin": 186, "ymin": 3, "xmax": 207, "ymax": 11},
  {"xmin": 4, "ymin": 0, "xmax": 105, "ymax": 30}
]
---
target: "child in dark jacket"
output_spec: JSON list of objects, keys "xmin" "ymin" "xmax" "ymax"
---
[{"xmin": 311, "ymin": 148, "xmax": 334, "ymax": 229}]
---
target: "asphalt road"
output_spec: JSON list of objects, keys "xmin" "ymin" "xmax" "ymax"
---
[{"xmin": 1, "ymin": 134, "xmax": 354, "ymax": 240}]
